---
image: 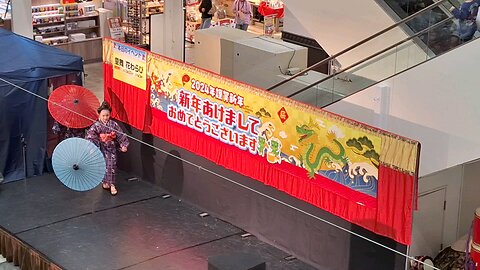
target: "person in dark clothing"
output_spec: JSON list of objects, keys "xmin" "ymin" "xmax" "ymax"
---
[
  {"xmin": 52, "ymin": 121, "xmax": 86, "ymax": 141},
  {"xmin": 199, "ymin": 0, "xmax": 213, "ymax": 29},
  {"xmin": 450, "ymin": 0, "xmax": 480, "ymax": 41}
]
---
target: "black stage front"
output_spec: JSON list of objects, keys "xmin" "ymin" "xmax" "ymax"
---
[{"xmin": 0, "ymin": 172, "xmax": 316, "ymax": 270}]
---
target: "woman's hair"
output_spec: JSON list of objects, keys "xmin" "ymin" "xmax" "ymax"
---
[{"xmin": 97, "ymin": 101, "xmax": 112, "ymax": 114}]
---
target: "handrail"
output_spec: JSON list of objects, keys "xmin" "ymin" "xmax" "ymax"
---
[
  {"xmin": 286, "ymin": 15, "xmax": 453, "ymax": 98},
  {"xmin": 267, "ymin": 0, "xmax": 449, "ymax": 91}
]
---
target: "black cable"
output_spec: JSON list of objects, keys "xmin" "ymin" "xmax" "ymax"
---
[{"xmin": 256, "ymin": 36, "xmax": 297, "ymax": 75}]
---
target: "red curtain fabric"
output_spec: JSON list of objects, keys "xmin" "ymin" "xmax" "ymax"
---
[
  {"xmin": 103, "ymin": 64, "xmax": 149, "ymax": 132},
  {"xmin": 104, "ymin": 62, "xmax": 416, "ymax": 245},
  {"xmin": 376, "ymin": 165, "xmax": 415, "ymax": 245},
  {"xmin": 149, "ymin": 108, "xmax": 414, "ymax": 245}
]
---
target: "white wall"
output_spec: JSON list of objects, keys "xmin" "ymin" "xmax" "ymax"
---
[
  {"xmin": 150, "ymin": 0, "xmax": 184, "ymax": 61},
  {"xmin": 410, "ymin": 165, "xmax": 462, "ymax": 256},
  {"xmin": 282, "ymin": 0, "xmax": 424, "ymax": 70},
  {"xmin": 11, "ymin": 0, "xmax": 32, "ymax": 39},
  {"xmin": 402, "ymin": 159, "xmax": 480, "ymax": 257},
  {"xmin": 459, "ymin": 159, "xmax": 480, "ymax": 237},
  {"xmin": 325, "ymin": 38, "xmax": 480, "ymax": 178}
]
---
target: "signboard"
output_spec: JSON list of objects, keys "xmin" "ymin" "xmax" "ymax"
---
[
  {"xmin": 108, "ymin": 17, "xmax": 125, "ymax": 42},
  {"xmin": 112, "ymin": 41, "xmax": 147, "ymax": 90}
]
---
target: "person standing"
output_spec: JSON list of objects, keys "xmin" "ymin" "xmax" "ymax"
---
[
  {"xmin": 450, "ymin": 0, "xmax": 480, "ymax": 41},
  {"xmin": 199, "ymin": 0, "xmax": 213, "ymax": 29},
  {"xmin": 86, "ymin": 101, "xmax": 129, "ymax": 196},
  {"xmin": 233, "ymin": 0, "xmax": 252, "ymax": 31}
]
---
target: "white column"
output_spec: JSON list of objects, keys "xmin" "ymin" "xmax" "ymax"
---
[
  {"xmin": 11, "ymin": 0, "xmax": 32, "ymax": 39},
  {"xmin": 373, "ymin": 84, "xmax": 391, "ymax": 128},
  {"xmin": 151, "ymin": 0, "xmax": 184, "ymax": 61}
]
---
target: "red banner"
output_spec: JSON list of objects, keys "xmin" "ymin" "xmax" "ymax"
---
[{"xmin": 102, "ymin": 38, "xmax": 420, "ymax": 245}]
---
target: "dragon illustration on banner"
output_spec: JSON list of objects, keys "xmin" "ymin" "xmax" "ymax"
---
[
  {"xmin": 293, "ymin": 118, "xmax": 380, "ymax": 197},
  {"xmin": 146, "ymin": 53, "xmax": 381, "ymax": 198},
  {"xmin": 296, "ymin": 119, "xmax": 348, "ymax": 178}
]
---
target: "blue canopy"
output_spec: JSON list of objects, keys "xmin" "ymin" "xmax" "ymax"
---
[
  {"xmin": 0, "ymin": 29, "xmax": 83, "ymax": 81},
  {"xmin": 0, "ymin": 29, "xmax": 84, "ymax": 182}
]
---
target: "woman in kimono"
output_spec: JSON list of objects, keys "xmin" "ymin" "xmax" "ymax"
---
[{"xmin": 86, "ymin": 101, "xmax": 129, "ymax": 195}]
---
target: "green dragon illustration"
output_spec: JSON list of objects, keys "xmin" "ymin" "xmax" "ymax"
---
[{"xmin": 296, "ymin": 121, "xmax": 348, "ymax": 178}]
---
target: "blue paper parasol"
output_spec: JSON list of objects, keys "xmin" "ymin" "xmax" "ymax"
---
[{"xmin": 52, "ymin": 138, "xmax": 106, "ymax": 191}]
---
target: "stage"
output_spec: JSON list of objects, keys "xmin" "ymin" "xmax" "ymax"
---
[{"xmin": 0, "ymin": 172, "xmax": 316, "ymax": 270}]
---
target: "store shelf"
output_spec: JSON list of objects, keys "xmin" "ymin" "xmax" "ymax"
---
[
  {"xmin": 53, "ymin": 36, "xmax": 102, "ymax": 45},
  {"xmin": 32, "ymin": 11, "xmax": 60, "ymax": 16},
  {"xmin": 125, "ymin": 0, "xmax": 149, "ymax": 46},
  {"xmin": 33, "ymin": 21, "xmax": 65, "ymax": 27},
  {"xmin": 66, "ymin": 26, "xmax": 100, "ymax": 33},
  {"xmin": 54, "ymin": 37, "xmax": 102, "ymax": 63},
  {"xmin": 35, "ymin": 30, "xmax": 66, "ymax": 36},
  {"xmin": 31, "ymin": 1, "xmax": 102, "ymax": 62},
  {"xmin": 66, "ymin": 14, "xmax": 99, "ymax": 21}
]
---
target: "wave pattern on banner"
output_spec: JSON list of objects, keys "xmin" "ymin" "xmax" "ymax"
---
[{"xmin": 148, "ymin": 54, "xmax": 382, "ymax": 198}]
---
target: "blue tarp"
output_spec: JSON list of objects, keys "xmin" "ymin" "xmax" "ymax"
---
[{"xmin": 0, "ymin": 29, "xmax": 84, "ymax": 182}]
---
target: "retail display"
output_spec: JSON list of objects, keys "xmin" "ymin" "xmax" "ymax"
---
[
  {"xmin": 79, "ymin": 3, "xmax": 96, "ymax": 16},
  {"xmin": 185, "ymin": 0, "xmax": 201, "ymax": 43},
  {"xmin": 31, "ymin": 3, "xmax": 65, "ymax": 37},
  {"xmin": 32, "ymin": 1, "xmax": 100, "ymax": 46},
  {"xmin": 124, "ymin": 0, "xmax": 163, "ymax": 47},
  {"xmin": 125, "ymin": 0, "xmax": 145, "ymax": 45},
  {"xmin": 31, "ymin": 0, "xmax": 103, "ymax": 62},
  {"xmin": 211, "ymin": 18, "xmax": 235, "ymax": 28},
  {"xmin": 63, "ymin": 2, "xmax": 79, "ymax": 17},
  {"xmin": 146, "ymin": 1, "xmax": 163, "ymax": 16}
]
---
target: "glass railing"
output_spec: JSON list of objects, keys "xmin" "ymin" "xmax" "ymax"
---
[
  {"xmin": 269, "ymin": 0, "xmax": 479, "ymax": 108},
  {"xmin": 378, "ymin": 0, "xmax": 458, "ymax": 33},
  {"xmin": 268, "ymin": 0, "xmax": 452, "ymax": 92},
  {"xmin": 376, "ymin": 0, "xmax": 460, "ymax": 54}
]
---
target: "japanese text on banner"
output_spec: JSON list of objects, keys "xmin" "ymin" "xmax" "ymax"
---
[
  {"xmin": 112, "ymin": 41, "xmax": 146, "ymax": 90},
  {"xmin": 148, "ymin": 54, "xmax": 383, "ymax": 198}
]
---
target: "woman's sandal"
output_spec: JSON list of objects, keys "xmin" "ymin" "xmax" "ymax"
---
[
  {"xmin": 102, "ymin": 183, "xmax": 110, "ymax": 190},
  {"xmin": 110, "ymin": 185, "xmax": 118, "ymax": 196}
]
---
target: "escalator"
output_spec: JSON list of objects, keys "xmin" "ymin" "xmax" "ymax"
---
[
  {"xmin": 269, "ymin": 0, "xmax": 479, "ymax": 108},
  {"xmin": 377, "ymin": 0, "xmax": 465, "ymax": 54}
]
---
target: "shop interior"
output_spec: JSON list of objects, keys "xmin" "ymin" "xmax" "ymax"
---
[
  {"xmin": 0, "ymin": 0, "xmax": 11, "ymax": 30},
  {"xmin": 25, "ymin": 0, "xmax": 285, "ymax": 64}
]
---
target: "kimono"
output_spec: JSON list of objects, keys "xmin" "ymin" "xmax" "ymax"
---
[
  {"xmin": 86, "ymin": 120, "xmax": 129, "ymax": 185},
  {"xmin": 52, "ymin": 121, "xmax": 86, "ymax": 140}
]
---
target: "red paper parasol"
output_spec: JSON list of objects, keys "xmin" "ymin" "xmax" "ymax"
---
[{"xmin": 48, "ymin": 85, "xmax": 99, "ymax": 128}]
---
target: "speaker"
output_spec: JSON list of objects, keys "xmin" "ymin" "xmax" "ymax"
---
[{"xmin": 208, "ymin": 252, "xmax": 266, "ymax": 270}]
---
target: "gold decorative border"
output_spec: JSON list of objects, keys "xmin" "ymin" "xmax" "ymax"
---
[{"xmin": 107, "ymin": 40, "xmax": 421, "ymax": 174}]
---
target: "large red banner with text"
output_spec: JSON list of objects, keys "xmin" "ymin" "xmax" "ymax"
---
[{"xmin": 102, "ymin": 39, "xmax": 420, "ymax": 245}]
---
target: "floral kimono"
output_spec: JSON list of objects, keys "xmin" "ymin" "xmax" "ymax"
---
[
  {"xmin": 86, "ymin": 120, "xmax": 129, "ymax": 185},
  {"xmin": 52, "ymin": 121, "xmax": 86, "ymax": 140}
]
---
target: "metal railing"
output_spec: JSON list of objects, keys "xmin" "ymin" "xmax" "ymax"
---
[
  {"xmin": 267, "ymin": 0, "xmax": 450, "ymax": 91},
  {"xmin": 286, "ymin": 15, "xmax": 453, "ymax": 98}
]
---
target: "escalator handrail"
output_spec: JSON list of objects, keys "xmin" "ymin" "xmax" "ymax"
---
[
  {"xmin": 267, "ymin": 0, "xmax": 450, "ymax": 91},
  {"xmin": 286, "ymin": 15, "xmax": 453, "ymax": 98}
]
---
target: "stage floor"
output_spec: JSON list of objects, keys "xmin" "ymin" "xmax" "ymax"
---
[{"xmin": 0, "ymin": 172, "xmax": 317, "ymax": 270}]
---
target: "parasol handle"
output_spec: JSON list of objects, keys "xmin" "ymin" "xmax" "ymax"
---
[{"xmin": 73, "ymin": 164, "xmax": 79, "ymax": 170}]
